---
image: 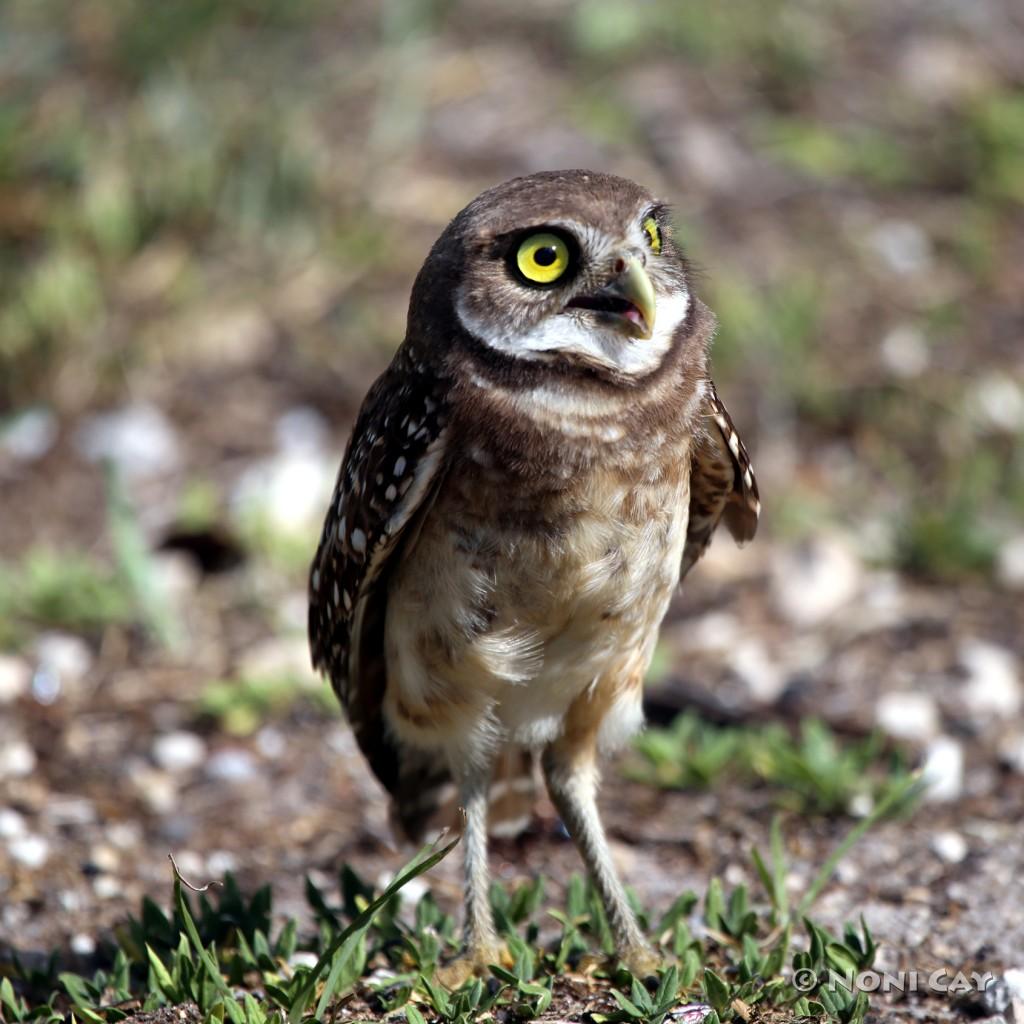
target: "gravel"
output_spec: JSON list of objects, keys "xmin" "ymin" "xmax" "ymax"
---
[
  {"xmin": 0, "ymin": 655, "xmax": 30, "ymax": 703},
  {"xmin": 875, "ymin": 691, "xmax": 940, "ymax": 743},
  {"xmin": 921, "ymin": 736, "xmax": 965, "ymax": 803},
  {"xmin": 959, "ymin": 639, "xmax": 1022, "ymax": 717},
  {"xmin": 74, "ymin": 402, "xmax": 182, "ymax": 479},
  {"xmin": 152, "ymin": 731, "xmax": 208, "ymax": 774}
]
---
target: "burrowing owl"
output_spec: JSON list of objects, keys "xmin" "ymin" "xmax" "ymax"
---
[{"xmin": 309, "ymin": 170, "xmax": 759, "ymax": 980}]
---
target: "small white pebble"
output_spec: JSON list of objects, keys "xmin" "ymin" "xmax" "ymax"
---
[
  {"xmin": 0, "ymin": 407, "xmax": 58, "ymax": 461},
  {"xmin": 931, "ymin": 831, "xmax": 968, "ymax": 864},
  {"xmin": 922, "ymin": 735, "xmax": 964, "ymax": 803},
  {"xmin": 93, "ymin": 875, "xmax": 123, "ymax": 900},
  {"xmin": 207, "ymin": 850, "xmax": 237, "ymax": 876},
  {"xmin": 107, "ymin": 822, "xmax": 142, "ymax": 849},
  {"xmin": 1004, "ymin": 968, "xmax": 1024, "ymax": 1000},
  {"xmin": 75, "ymin": 402, "xmax": 181, "ymax": 480},
  {"xmin": 0, "ymin": 655, "xmax": 31, "ymax": 703},
  {"xmin": 89, "ymin": 844, "xmax": 121, "ymax": 874},
  {"xmin": 835, "ymin": 859, "xmax": 859, "ymax": 885},
  {"xmin": 0, "ymin": 808, "xmax": 28, "ymax": 839},
  {"xmin": 771, "ymin": 535, "xmax": 862, "ymax": 627},
  {"xmin": 847, "ymin": 793, "xmax": 874, "ymax": 818},
  {"xmin": 153, "ymin": 731, "xmax": 207, "ymax": 774},
  {"xmin": 133, "ymin": 769, "xmax": 178, "ymax": 814},
  {"xmin": 969, "ymin": 373, "xmax": 1024, "ymax": 433},
  {"xmin": 205, "ymin": 748, "xmax": 258, "ymax": 782},
  {"xmin": 0, "ymin": 739, "xmax": 37, "ymax": 779},
  {"xmin": 879, "ymin": 324, "xmax": 930, "ymax": 379},
  {"xmin": 876, "ymin": 691, "xmax": 940, "ymax": 743},
  {"xmin": 867, "ymin": 219, "xmax": 933, "ymax": 276},
  {"xmin": 960, "ymin": 639, "xmax": 1022, "ymax": 717},
  {"xmin": 9, "ymin": 834, "xmax": 50, "ymax": 869},
  {"xmin": 71, "ymin": 933, "xmax": 97, "ymax": 956},
  {"xmin": 44, "ymin": 796, "xmax": 96, "ymax": 827},
  {"xmin": 36, "ymin": 632, "xmax": 93, "ymax": 687},
  {"xmin": 59, "ymin": 890, "xmax": 84, "ymax": 913},
  {"xmin": 274, "ymin": 406, "xmax": 328, "ymax": 454},
  {"xmin": 256, "ymin": 726, "xmax": 286, "ymax": 759},
  {"xmin": 997, "ymin": 535, "xmax": 1024, "ymax": 590}
]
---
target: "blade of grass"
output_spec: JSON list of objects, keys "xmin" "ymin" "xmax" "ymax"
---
[
  {"xmin": 770, "ymin": 814, "xmax": 788, "ymax": 922},
  {"xmin": 105, "ymin": 461, "xmax": 183, "ymax": 651},
  {"xmin": 291, "ymin": 832, "xmax": 460, "ymax": 1023},
  {"xmin": 798, "ymin": 771, "xmax": 924, "ymax": 915},
  {"xmin": 170, "ymin": 868, "xmax": 245, "ymax": 1024}
]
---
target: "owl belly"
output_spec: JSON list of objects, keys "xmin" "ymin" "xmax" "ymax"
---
[{"xmin": 383, "ymin": 463, "xmax": 690, "ymax": 762}]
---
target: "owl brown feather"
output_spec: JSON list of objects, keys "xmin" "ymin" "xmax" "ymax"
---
[
  {"xmin": 308, "ymin": 343, "xmax": 452, "ymax": 823},
  {"xmin": 681, "ymin": 379, "xmax": 761, "ymax": 579}
]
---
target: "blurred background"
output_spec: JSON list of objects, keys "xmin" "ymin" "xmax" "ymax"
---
[{"xmin": 1, "ymin": 0, "xmax": 1023, "ymax": 985}]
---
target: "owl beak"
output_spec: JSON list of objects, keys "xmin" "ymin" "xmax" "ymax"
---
[{"xmin": 565, "ymin": 255, "xmax": 656, "ymax": 340}]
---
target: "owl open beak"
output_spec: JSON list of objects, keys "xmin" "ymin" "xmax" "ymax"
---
[{"xmin": 565, "ymin": 256, "xmax": 656, "ymax": 340}]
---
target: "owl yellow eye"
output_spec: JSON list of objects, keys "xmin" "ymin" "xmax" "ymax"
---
[
  {"xmin": 516, "ymin": 232, "xmax": 570, "ymax": 284},
  {"xmin": 642, "ymin": 216, "xmax": 662, "ymax": 254}
]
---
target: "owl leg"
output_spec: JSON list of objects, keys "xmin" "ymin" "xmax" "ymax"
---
[
  {"xmin": 436, "ymin": 762, "xmax": 503, "ymax": 988},
  {"xmin": 542, "ymin": 739, "xmax": 660, "ymax": 978}
]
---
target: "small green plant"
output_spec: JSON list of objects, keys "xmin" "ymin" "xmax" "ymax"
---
[
  {"xmin": 3, "ymin": 800, "xmax": 913, "ymax": 1024},
  {"xmin": 0, "ymin": 466, "xmax": 185, "ymax": 651},
  {"xmin": 0, "ymin": 547, "xmax": 134, "ymax": 644},
  {"xmin": 199, "ymin": 672, "xmax": 337, "ymax": 735},
  {"xmin": 628, "ymin": 713, "xmax": 917, "ymax": 817}
]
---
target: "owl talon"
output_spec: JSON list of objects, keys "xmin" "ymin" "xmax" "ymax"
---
[
  {"xmin": 435, "ymin": 943, "xmax": 509, "ymax": 990},
  {"xmin": 619, "ymin": 945, "xmax": 663, "ymax": 980}
]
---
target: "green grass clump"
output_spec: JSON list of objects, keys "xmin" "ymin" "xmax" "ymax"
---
[
  {"xmin": 3, "ymin": 800, "xmax": 918, "ymax": 1024},
  {"xmin": 0, "ymin": 548, "xmax": 135, "ymax": 647},
  {"xmin": 0, "ymin": 466, "xmax": 185, "ymax": 651},
  {"xmin": 629, "ymin": 713, "xmax": 916, "ymax": 817},
  {"xmin": 199, "ymin": 673, "xmax": 337, "ymax": 735}
]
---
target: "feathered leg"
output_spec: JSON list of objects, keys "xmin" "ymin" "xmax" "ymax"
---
[
  {"xmin": 437, "ymin": 761, "xmax": 503, "ymax": 987},
  {"xmin": 542, "ymin": 687, "xmax": 660, "ymax": 977}
]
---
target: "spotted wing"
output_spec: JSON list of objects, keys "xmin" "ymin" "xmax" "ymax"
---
[
  {"xmin": 309, "ymin": 344, "xmax": 450, "ymax": 801},
  {"xmin": 681, "ymin": 379, "xmax": 761, "ymax": 579}
]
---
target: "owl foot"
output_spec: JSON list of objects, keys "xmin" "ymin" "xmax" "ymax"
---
[
  {"xmin": 435, "ymin": 942, "xmax": 510, "ymax": 990},
  {"xmin": 619, "ymin": 944, "xmax": 663, "ymax": 980}
]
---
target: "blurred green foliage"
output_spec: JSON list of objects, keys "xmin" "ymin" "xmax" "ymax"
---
[
  {"xmin": 199, "ymin": 671, "xmax": 337, "ymax": 735},
  {"xmin": 0, "ymin": 548, "xmax": 134, "ymax": 647},
  {"xmin": 0, "ymin": 0, "xmax": 1021, "ymax": 584},
  {"xmin": 629, "ymin": 713, "xmax": 916, "ymax": 818}
]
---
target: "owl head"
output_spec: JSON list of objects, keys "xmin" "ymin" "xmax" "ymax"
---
[{"xmin": 409, "ymin": 170, "xmax": 694, "ymax": 381}]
